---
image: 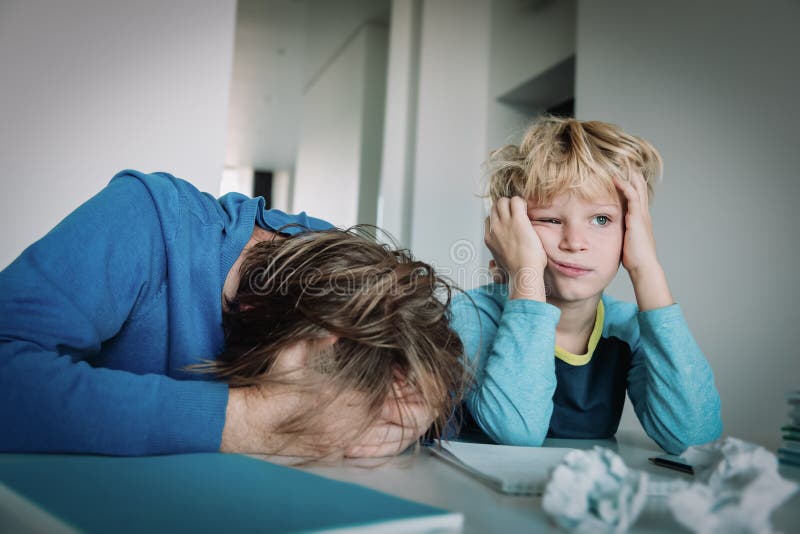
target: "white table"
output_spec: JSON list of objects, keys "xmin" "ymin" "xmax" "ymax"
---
[
  {"xmin": 2, "ymin": 431, "xmax": 798, "ymax": 533},
  {"xmin": 280, "ymin": 430, "xmax": 800, "ymax": 533}
]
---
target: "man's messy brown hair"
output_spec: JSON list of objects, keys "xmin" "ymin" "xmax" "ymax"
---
[{"xmin": 198, "ymin": 225, "xmax": 469, "ymax": 457}]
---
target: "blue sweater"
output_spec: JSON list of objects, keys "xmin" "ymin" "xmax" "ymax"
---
[
  {"xmin": 450, "ymin": 284, "xmax": 722, "ymax": 454},
  {"xmin": 0, "ymin": 170, "xmax": 332, "ymax": 455}
]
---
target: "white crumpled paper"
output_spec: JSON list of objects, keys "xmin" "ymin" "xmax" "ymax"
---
[
  {"xmin": 542, "ymin": 447, "xmax": 649, "ymax": 533},
  {"xmin": 542, "ymin": 438, "xmax": 798, "ymax": 533},
  {"xmin": 667, "ymin": 437, "xmax": 798, "ymax": 534}
]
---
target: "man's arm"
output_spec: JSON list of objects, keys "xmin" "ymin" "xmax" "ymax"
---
[
  {"xmin": 0, "ymin": 176, "xmax": 228, "ymax": 455},
  {"xmin": 220, "ymin": 386, "xmax": 301, "ymax": 454}
]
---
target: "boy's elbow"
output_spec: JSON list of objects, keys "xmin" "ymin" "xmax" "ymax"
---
[
  {"xmin": 500, "ymin": 431, "xmax": 547, "ymax": 448},
  {"xmin": 685, "ymin": 410, "xmax": 723, "ymax": 449},
  {"xmin": 472, "ymin": 407, "xmax": 550, "ymax": 447},
  {"xmin": 465, "ymin": 388, "xmax": 554, "ymax": 447},
  {"xmin": 481, "ymin": 424, "xmax": 546, "ymax": 447},
  {"xmin": 685, "ymin": 396, "xmax": 723, "ymax": 446},
  {"xmin": 660, "ymin": 409, "xmax": 723, "ymax": 455}
]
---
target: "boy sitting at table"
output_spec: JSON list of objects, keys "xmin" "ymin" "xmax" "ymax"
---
[{"xmin": 450, "ymin": 116, "xmax": 722, "ymax": 454}]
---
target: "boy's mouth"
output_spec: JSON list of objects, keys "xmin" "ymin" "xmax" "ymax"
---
[{"xmin": 550, "ymin": 260, "xmax": 592, "ymax": 277}]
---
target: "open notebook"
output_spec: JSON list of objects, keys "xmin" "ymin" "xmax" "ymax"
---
[
  {"xmin": 0, "ymin": 453, "xmax": 462, "ymax": 533},
  {"xmin": 429, "ymin": 441, "xmax": 577, "ymax": 496}
]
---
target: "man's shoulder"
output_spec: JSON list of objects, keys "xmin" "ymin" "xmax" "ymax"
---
[
  {"xmin": 109, "ymin": 170, "xmax": 225, "ymax": 231},
  {"xmin": 109, "ymin": 169, "xmax": 185, "ymax": 197}
]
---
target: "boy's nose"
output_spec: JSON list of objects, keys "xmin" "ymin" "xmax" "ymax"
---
[{"xmin": 559, "ymin": 225, "xmax": 588, "ymax": 252}]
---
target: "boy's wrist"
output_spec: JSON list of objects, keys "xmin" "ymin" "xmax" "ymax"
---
[
  {"xmin": 508, "ymin": 267, "xmax": 546, "ymax": 302},
  {"xmin": 628, "ymin": 262, "xmax": 674, "ymax": 311},
  {"xmin": 626, "ymin": 254, "xmax": 662, "ymax": 278}
]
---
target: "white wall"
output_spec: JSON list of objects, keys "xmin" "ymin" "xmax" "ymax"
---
[
  {"xmin": 377, "ymin": 0, "xmax": 421, "ymax": 247},
  {"xmin": 389, "ymin": 0, "xmax": 574, "ymax": 284},
  {"xmin": 225, "ymin": 0, "xmax": 307, "ymax": 172},
  {"xmin": 303, "ymin": 0, "xmax": 390, "ymax": 88},
  {"xmin": 272, "ymin": 170, "xmax": 292, "ymax": 212},
  {"xmin": 406, "ymin": 0, "xmax": 492, "ymax": 287},
  {"xmin": 576, "ymin": 0, "xmax": 800, "ymax": 449},
  {"xmin": 486, "ymin": 0, "xmax": 576, "ymax": 151},
  {"xmin": 293, "ymin": 24, "xmax": 388, "ymax": 227},
  {"xmin": 0, "ymin": 0, "xmax": 237, "ymax": 268}
]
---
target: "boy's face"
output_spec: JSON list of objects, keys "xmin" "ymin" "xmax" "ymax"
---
[{"xmin": 527, "ymin": 191, "xmax": 624, "ymax": 304}]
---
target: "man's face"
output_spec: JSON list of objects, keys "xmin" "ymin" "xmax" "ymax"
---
[{"xmin": 527, "ymin": 192, "xmax": 624, "ymax": 304}]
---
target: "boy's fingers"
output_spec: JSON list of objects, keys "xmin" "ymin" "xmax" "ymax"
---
[
  {"xmin": 627, "ymin": 172, "xmax": 646, "ymax": 203},
  {"xmin": 613, "ymin": 176, "xmax": 634, "ymax": 198},
  {"xmin": 613, "ymin": 177, "xmax": 639, "ymax": 213},
  {"xmin": 635, "ymin": 173, "xmax": 649, "ymax": 210},
  {"xmin": 628, "ymin": 173, "xmax": 649, "ymax": 208},
  {"xmin": 509, "ymin": 196, "xmax": 527, "ymax": 220},
  {"xmin": 494, "ymin": 197, "xmax": 511, "ymax": 221}
]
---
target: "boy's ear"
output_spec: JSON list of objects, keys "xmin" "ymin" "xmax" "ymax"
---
[{"xmin": 488, "ymin": 259, "xmax": 508, "ymax": 284}]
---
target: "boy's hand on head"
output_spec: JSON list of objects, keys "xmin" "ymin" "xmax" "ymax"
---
[
  {"xmin": 484, "ymin": 196, "xmax": 547, "ymax": 301},
  {"xmin": 613, "ymin": 173, "xmax": 674, "ymax": 311},
  {"xmin": 613, "ymin": 172, "xmax": 660, "ymax": 274}
]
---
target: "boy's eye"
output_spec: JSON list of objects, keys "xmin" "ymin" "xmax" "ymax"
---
[
  {"xmin": 591, "ymin": 215, "xmax": 610, "ymax": 226},
  {"xmin": 533, "ymin": 218, "xmax": 560, "ymax": 224}
]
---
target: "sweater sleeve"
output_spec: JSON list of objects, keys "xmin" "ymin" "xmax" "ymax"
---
[
  {"xmin": 449, "ymin": 287, "xmax": 561, "ymax": 446},
  {"xmin": 624, "ymin": 303, "xmax": 723, "ymax": 455},
  {"xmin": 0, "ymin": 176, "xmax": 229, "ymax": 455}
]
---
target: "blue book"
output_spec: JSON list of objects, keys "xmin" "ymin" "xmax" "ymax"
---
[{"xmin": 0, "ymin": 453, "xmax": 462, "ymax": 533}]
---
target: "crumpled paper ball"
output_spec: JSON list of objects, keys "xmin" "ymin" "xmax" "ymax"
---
[
  {"xmin": 542, "ymin": 447, "xmax": 649, "ymax": 533},
  {"xmin": 667, "ymin": 437, "xmax": 798, "ymax": 534}
]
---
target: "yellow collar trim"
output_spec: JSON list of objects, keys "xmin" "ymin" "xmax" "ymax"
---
[{"xmin": 554, "ymin": 299, "xmax": 604, "ymax": 366}]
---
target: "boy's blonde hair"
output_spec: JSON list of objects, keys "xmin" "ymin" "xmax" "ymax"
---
[{"xmin": 487, "ymin": 116, "xmax": 663, "ymax": 205}]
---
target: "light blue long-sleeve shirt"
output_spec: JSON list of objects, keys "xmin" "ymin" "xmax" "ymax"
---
[{"xmin": 449, "ymin": 284, "xmax": 722, "ymax": 454}]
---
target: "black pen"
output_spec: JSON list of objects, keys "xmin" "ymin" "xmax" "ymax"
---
[{"xmin": 648, "ymin": 456, "xmax": 694, "ymax": 475}]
